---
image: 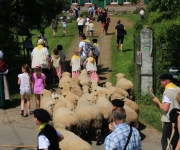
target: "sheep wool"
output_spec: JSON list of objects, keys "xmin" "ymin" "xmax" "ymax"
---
[{"xmin": 70, "ymin": 85, "xmax": 83, "ymax": 97}]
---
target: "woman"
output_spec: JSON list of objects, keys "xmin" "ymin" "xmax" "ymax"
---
[
  {"xmin": 0, "ymin": 51, "xmax": 9, "ymax": 107},
  {"xmin": 77, "ymin": 14, "xmax": 85, "ymax": 36},
  {"xmin": 31, "ymin": 39, "xmax": 50, "ymax": 83}
]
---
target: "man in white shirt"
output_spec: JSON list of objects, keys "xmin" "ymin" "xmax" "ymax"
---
[{"xmin": 139, "ymin": 8, "xmax": 144, "ymax": 20}]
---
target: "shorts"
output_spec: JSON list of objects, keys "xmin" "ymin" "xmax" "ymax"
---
[
  {"xmin": 117, "ymin": 36, "xmax": 124, "ymax": 44},
  {"xmin": 20, "ymin": 88, "xmax": 31, "ymax": 95},
  {"xmin": 63, "ymin": 27, "xmax": 66, "ymax": 30}
]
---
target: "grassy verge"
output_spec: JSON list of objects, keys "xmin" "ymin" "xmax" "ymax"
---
[{"xmin": 110, "ymin": 14, "xmax": 162, "ymax": 131}]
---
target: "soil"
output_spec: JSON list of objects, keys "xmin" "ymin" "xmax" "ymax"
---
[{"xmin": 0, "ymin": 17, "xmax": 162, "ymax": 150}]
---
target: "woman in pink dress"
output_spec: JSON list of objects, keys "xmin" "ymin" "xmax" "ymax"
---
[
  {"xmin": 70, "ymin": 49, "xmax": 81, "ymax": 77},
  {"xmin": 84, "ymin": 51, "xmax": 100, "ymax": 83},
  {"xmin": 32, "ymin": 63, "xmax": 46, "ymax": 109}
]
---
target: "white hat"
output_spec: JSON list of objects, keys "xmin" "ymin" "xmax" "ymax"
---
[
  {"xmin": 37, "ymin": 39, "xmax": 44, "ymax": 45},
  {"xmin": 0, "ymin": 51, "xmax": 3, "ymax": 58}
]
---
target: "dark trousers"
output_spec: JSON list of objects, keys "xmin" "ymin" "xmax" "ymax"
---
[
  {"xmin": 78, "ymin": 25, "xmax": 84, "ymax": 36},
  {"xmin": 161, "ymin": 122, "xmax": 172, "ymax": 150},
  {"xmin": 42, "ymin": 68, "xmax": 50, "ymax": 83}
]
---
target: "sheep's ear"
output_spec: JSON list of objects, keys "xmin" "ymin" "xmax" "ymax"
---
[{"xmin": 60, "ymin": 87, "xmax": 63, "ymax": 89}]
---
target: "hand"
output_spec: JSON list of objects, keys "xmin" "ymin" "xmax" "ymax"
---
[{"xmin": 153, "ymin": 97, "xmax": 159, "ymax": 104}]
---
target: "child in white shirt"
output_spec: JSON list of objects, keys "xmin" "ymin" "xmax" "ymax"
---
[{"xmin": 18, "ymin": 64, "xmax": 32, "ymax": 116}]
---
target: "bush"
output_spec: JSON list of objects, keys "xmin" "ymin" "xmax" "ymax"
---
[
  {"xmin": 134, "ymin": 22, "xmax": 143, "ymax": 33},
  {"xmin": 133, "ymin": 9, "xmax": 139, "ymax": 14}
]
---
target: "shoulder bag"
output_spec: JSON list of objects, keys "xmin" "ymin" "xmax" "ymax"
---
[{"xmin": 123, "ymin": 126, "xmax": 132, "ymax": 150}]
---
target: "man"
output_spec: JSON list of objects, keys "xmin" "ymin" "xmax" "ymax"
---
[
  {"xmin": 88, "ymin": 5, "xmax": 93, "ymax": 18},
  {"xmin": 139, "ymin": 8, "xmax": 145, "ymax": 20},
  {"xmin": 104, "ymin": 107, "xmax": 141, "ymax": 150},
  {"xmin": 153, "ymin": 73, "xmax": 180, "ymax": 150},
  {"xmin": 109, "ymin": 99, "xmax": 124, "ymax": 132},
  {"xmin": 78, "ymin": 33, "xmax": 90, "ymax": 68},
  {"xmin": 115, "ymin": 20, "xmax": 126, "ymax": 52}
]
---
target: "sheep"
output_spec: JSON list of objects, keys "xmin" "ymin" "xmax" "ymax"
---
[
  {"xmin": 74, "ymin": 98, "xmax": 102, "ymax": 145},
  {"xmin": 115, "ymin": 73, "xmax": 134, "ymax": 99},
  {"xmin": 53, "ymin": 107, "xmax": 79, "ymax": 132},
  {"xmin": 96, "ymin": 90, "xmax": 112, "ymax": 123},
  {"xmin": 81, "ymin": 86, "xmax": 96, "ymax": 104},
  {"xmin": 62, "ymin": 91, "xmax": 80, "ymax": 106},
  {"xmin": 110, "ymin": 94, "xmax": 139, "ymax": 114},
  {"xmin": 56, "ymin": 128, "xmax": 93, "ymax": 150},
  {"xmin": 62, "ymin": 72, "xmax": 71, "ymax": 77},
  {"xmin": 53, "ymin": 100, "xmax": 66, "ymax": 111},
  {"xmin": 57, "ymin": 95, "xmax": 75, "ymax": 111},
  {"xmin": 124, "ymin": 105, "xmax": 139, "ymax": 129},
  {"xmin": 59, "ymin": 83, "xmax": 71, "ymax": 95},
  {"xmin": 40, "ymin": 99, "xmax": 56, "ymax": 116},
  {"xmin": 40, "ymin": 89, "xmax": 51, "ymax": 98},
  {"xmin": 78, "ymin": 69, "xmax": 91, "ymax": 87},
  {"xmin": 104, "ymin": 82, "xmax": 129, "ymax": 98},
  {"xmin": 69, "ymin": 77, "xmax": 80, "ymax": 86},
  {"xmin": 90, "ymin": 80, "xmax": 98, "ymax": 88},
  {"xmin": 41, "ymin": 97, "xmax": 55, "ymax": 108},
  {"xmin": 82, "ymin": 85, "xmax": 90, "ymax": 93},
  {"xmin": 70, "ymin": 85, "xmax": 83, "ymax": 97}
]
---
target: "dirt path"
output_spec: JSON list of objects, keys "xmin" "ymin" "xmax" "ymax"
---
[{"xmin": 0, "ymin": 17, "xmax": 162, "ymax": 150}]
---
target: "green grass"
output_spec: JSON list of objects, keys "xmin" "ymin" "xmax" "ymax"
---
[{"xmin": 110, "ymin": 14, "xmax": 162, "ymax": 131}]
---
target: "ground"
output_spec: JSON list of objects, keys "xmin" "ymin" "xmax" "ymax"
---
[{"xmin": 0, "ymin": 16, "xmax": 162, "ymax": 149}]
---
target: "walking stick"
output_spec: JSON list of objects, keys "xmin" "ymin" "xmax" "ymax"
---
[
  {"xmin": 166, "ymin": 129, "xmax": 175, "ymax": 150},
  {"xmin": 149, "ymin": 86, "xmax": 163, "ymax": 128}
]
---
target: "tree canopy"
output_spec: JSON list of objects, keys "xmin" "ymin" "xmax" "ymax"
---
[{"xmin": 0, "ymin": 0, "xmax": 67, "ymax": 57}]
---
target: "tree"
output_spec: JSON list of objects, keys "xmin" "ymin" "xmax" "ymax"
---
[{"xmin": 0, "ymin": 0, "xmax": 67, "ymax": 58}]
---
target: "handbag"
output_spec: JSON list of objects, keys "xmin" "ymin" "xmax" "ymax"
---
[
  {"xmin": 39, "ymin": 48, "xmax": 47, "ymax": 65},
  {"xmin": 123, "ymin": 126, "xmax": 132, "ymax": 150}
]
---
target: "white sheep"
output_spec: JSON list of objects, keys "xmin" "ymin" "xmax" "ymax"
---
[
  {"xmin": 56, "ymin": 128, "xmax": 93, "ymax": 150},
  {"xmin": 70, "ymin": 85, "xmax": 83, "ymax": 97},
  {"xmin": 104, "ymin": 82, "xmax": 129, "ymax": 98},
  {"xmin": 90, "ymin": 80, "xmax": 98, "ymax": 88},
  {"xmin": 124, "ymin": 105, "xmax": 139, "ymax": 129},
  {"xmin": 53, "ymin": 107, "xmax": 79, "ymax": 132},
  {"xmin": 69, "ymin": 77, "xmax": 80, "ymax": 86},
  {"xmin": 57, "ymin": 95, "xmax": 75, "ymax": 111},
  {"xmin": 96, "ymin": 90, "xmax": 112, "ymax": 123},
  {"xmin": 62, "ymin": 91, "xmax": 80, "ymax": 105},
  {"xmin": 115, "ymin": 73, "xmax": 134, "ymax": 99},
  {"xmin": 75, "ymin": 98, "xmax": 102, "ymax": 145}
]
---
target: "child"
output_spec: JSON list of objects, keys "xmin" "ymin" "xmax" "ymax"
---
[
  {"xmin": 34, "ymin": 109, "xmax": 64, "ymax": 150},
  {"xmin": 57, "ymin": 45, "xmax": 66, "ymax": 73},
  {"xmin": 51, "ymin": 48, "xmax": 61, "ymax": 82},
  {"xmin": 61, "ymin": 16, "xmax": 67, "ymax": 36},
  {"xmin": 84, "ymin": 51, "xmax": 100, "ymax": 83},
  {"xmin": 92, "ymin": 38, "xmax": 100, "ymax": 66},
  {"xmin": 32, "ymin": 63, "xmax": 46, "ymax": 109},
  {"xmin": 88, "ymin": 19, "xmax": 94, "ymax": 37},
  {"xmin": 85, "ymin": 15, "xmax": 90, "ymax": 35},
  {"xmin": 70, "ymin": 50, "xmax": 81, "ymax": 77},
  {"xmin": 105, "ymin": 15, "xmax": 111, "ymax": 35},
  {"xmin": 18, "ymin": 64, "xmax": 32, "ymax": 116}
]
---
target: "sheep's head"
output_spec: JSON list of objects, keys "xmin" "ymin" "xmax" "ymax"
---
[
  {"xmin": 111, "ymin": 94, "xmax": 124, "ymax": 101},
  {"xmin": 115, "ymin": 73, "xmax": 125, "ymax": 80},
  {"xmin": 82, "ymin": 85, "xmax": 89, "ymax": 93},
  {"xmin": 81, "ymin": 69, "xmax": 88, "ymax": 75},
  {"xmin": 62, "ymin": 71, "xmax": 71, "ymax": 77},
  {"xmin": 104, "ymin": 82, "xmax": 113, "ymax": 88},
  {"xmin": 97, "ymin": 90, "xmax": 106, "ymax": 98}
]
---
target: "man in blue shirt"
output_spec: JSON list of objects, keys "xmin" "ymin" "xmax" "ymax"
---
[{"xmin": 104, "ymin": 107, "xmax": 142, "ymax": 150}]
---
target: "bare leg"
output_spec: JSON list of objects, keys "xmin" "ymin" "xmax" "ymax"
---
[
  {"xmin": 26, "ymin": 95, "xmax": 30, "ymax": 115},
  {"xmin": 35, "ymin": 94, "xmax": 40, "ymax": 109},
  {"xmin": 120, "ymin": 44, "xmax": 123, "ymax": 52},
  {"xmin": 20, "ymin": 95, "xmax": 25, "ymax": 115}
]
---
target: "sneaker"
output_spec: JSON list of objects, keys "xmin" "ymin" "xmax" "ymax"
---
[
  {"xmin": 20, "ymin": 110, "xmax": 24, "ymax": 116},
  {"xmin": 27, "ymin": 111, "xmax": 31, "ymax": 116}
]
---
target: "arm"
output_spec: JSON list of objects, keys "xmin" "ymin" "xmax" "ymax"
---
[
  {"xmin": 83, "ymin": 58, "xmax": 88, "ymax": 66},
  {"xmin": 59, "ymin": 134, "xmax": 64, "ymax": 141},
  {"xmin": 70, "ymin": 59, "xmax": 72, "ymax": 66},
  {"xmin": 18, "ymin": 78, "xmax": 21, "ymax": 85},
  {"xmin": 153, "ymin": 97, "xmax": 170, "ymax": 113},
  {"xmin": 175, "ymin": 115, "xmax": 180, "ymax": 150}
]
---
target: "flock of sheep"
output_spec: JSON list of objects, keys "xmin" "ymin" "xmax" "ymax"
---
[{"xmin": 40, "ymin": 70, "xmax": 139, "ymax": 150}]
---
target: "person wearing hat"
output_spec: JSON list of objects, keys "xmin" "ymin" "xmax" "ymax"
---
[
  {"xmin": 153, "ymin": 73, "xmax": 180, "ymax": 150},
  {"xmin": 109, "ymin": 99, "xmax": 125, "ymax": 132},
  {"xmin": 115, "ymin": 20, "xmax": 126, "ymax": 52},
  {"xmin": 0, "ymin": 51, "xmax": 9, "ymax": 107},
  {"xmin": 34, "ymin": 109, "xmax": 64, "ymax": 150},
  {"xmin": 31, "ymin": 39, "xmax": 50, "ymax": 83}
]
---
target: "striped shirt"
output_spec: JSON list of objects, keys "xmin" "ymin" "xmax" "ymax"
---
[{"xmin": 104, "ymin": 122, "xmax": 141, "ymax": 150}]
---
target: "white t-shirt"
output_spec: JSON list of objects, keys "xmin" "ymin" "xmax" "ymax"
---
[
  {"xmin": 79, "ymin": 41, "xmax": 86, "ymax": 57},
  {"xmin": 38, "ymin": 135, "xmax": 50, "ymax": 149},
  {"xmin": 31, "ymin": 48, "xmax": 49, "ymax": 56},
  {"xmin": 62, "ymin": 21, "xmax": 67, "ymax": 28},
  {"xmin": 18, "ymin": 73, "xmax": 31, "ymax": 90},
  {"xmin": 140, "ymin": 10, "xmax": 144, "ymax": 15},
  {"xmin": 85, "ymin": 18, "xmax": 90, "ymax": 25},
  {"xmin": 77, "ymin": 18, "xmax": 85, "ymax": 25},
  {"xmin": 163, "ymin": 95, "xmax": 171, "ymax": 103}
]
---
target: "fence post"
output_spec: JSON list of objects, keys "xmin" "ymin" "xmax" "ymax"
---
[{"xmin": 140, "ymin": 27, "xmax": 153, "ymax": 94}]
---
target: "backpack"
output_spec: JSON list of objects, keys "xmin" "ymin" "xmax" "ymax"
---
[{"xmin": 84, "ymin": 41, "xmax": 96, "ymax": 57}]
